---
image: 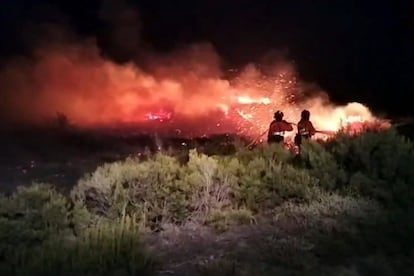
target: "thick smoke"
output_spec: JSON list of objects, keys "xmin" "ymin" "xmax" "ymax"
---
[{"xmin": 0, "ymin": 2, "xmax": 381, "ymax": 137}]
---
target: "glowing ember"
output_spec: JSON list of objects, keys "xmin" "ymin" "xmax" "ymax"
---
[
  {"xmin": 236, "ymin": 110, "xmax": 253, "ymax": 120},
  {"xmin": 145, "ymin": 109, "xmax": 173, "ymax": 122}
]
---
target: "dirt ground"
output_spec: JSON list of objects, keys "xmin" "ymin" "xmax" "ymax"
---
[{"xmin": 146, "ymin": 214, "xmax": 368, "ymax": 276}]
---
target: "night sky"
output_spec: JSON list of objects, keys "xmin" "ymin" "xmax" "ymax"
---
[{"xmin": 0, "ymin": 0, "xmax": 413, "ymax": 117}]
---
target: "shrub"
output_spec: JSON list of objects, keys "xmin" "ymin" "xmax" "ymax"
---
[
  {"xmin": 271, "ymin": 192, "xmax": 383, "ymax": 255},
  {"xmin": 0, "ymin": 183, "xmax": 73, "ymax": 259},
  {"xmin": 236, "ymin": 155, "xmax": 319, "ymax": 211},
  {"xmin": 72, "ymin": 145, "xmax": 320, "ymax": 227},
  {"xmin": 234, "ymin": 143, "xmax": 295, "ymax": 165},
  {"xmin": 298, "ymin": 140, "xmax": 347, "ymax": 190},
  {"xmin": 328, "ymin": 129, "xmax": 414, "ymax": 206},
  {"xmin": 0, "ymin": 217, "xmax": 156, "ymax": 276},
  {"xmin": 179, "ymin": 150, "xmax": 221, "ymax": 218},
  {"xmin": 72, "ymin": 153, "xmax": 189, "ymax": 230},
  {"xmin": 73, "ymin": 150, "xmax": 243, "ymax": 229}
]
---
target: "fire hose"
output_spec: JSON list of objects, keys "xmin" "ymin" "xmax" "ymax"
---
[{"xmin": 246, "ymin": 129, "xmax": 268, "ymax": 148}]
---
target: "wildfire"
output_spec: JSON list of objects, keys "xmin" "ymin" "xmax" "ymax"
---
[
  {"xmin": 236, "ymin": 96, "xmax": 271, "ymax": 105},
  {"xmin": 236, "ymin": 110, "xmax": 254, "ymax": 121},
  {"xmin": 0, "ymin": 41, "xmax": 391, "ymax": 139},
  {"xmin": 145, "ymin": 109, "xmax": 173, "ymax": 122}
]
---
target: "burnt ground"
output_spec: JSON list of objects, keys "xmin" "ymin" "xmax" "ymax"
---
[
  {"xmin": 0, "ymin": 126, "xmax": 247, "ymax": 194},
  {"xmin": 0, "ymin": 127, "xmax": 130, "ymax": 194}
]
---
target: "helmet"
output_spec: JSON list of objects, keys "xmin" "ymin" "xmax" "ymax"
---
[
  {"xmin": 274, "ymin": 110, "xmax": 284, "ymax": 121},
  {"xmin": 301, "ymin": 109, "xmax": 310, "ymax": 120}
]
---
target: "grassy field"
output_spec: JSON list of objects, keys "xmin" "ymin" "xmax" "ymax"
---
[{"xmin": 1, "ymin": 124, "xmax": 414, "ymax": 275}]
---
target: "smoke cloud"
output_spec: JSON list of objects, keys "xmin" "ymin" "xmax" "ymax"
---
[{"xmin": 0, "ymin": 3, "xmax": 381, "ymax": 137}]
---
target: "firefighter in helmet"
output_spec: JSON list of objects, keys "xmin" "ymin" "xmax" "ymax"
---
[
  {"xmin": 294, "ymin": 109, "xmax": 316, "ymax": 147},
  {"xmin": 267, "ymin": 111, "xmax": 294, "ymax": 144}
]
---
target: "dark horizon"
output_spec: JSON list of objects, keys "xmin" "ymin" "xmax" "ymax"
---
[{"xmin": 0, "ymin": 0, "xmax": 413, "ymax": 118}]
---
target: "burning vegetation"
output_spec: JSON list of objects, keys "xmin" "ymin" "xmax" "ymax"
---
[{"xmin": 0, "ymin": 40, "xmax": 391, "ymax": 142}]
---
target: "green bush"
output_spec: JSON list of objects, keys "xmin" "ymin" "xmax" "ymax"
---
[
  {"xmin": 0, "ymin": 185, "xmax": 156, "ymax": 276},
  {"xmin": 71, "ymin": 129, "xmax": 414, "ymax": 218},
  {"xmin": 1, "ymin": 217, "xmax": 156, "ymax": 276},
  {"xmin": 298, "ymin": 140, "xmax": 347, "ymax": 190},
  {"xmin": 237, "ymin": 155, "xmax": 318, "ymax": 211},
  {"xmin": 72, "ymin": 153, "xmax": 189, "ymax": 230},
  {"xmin": 73, "ymin": 146, "xmax": 320, "ymax": 226},
  {"xmin": 0, "ymin": 184, "xmax": 73, "ymax": 259},
  {"xmin": 327, "ymin": 129, "xmax": 414, "ymax": 206}
]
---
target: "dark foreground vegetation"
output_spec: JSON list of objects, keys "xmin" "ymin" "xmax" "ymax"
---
[{"xmin": 1, "ymin": 127, "xmax": 414, "ymax": 275}]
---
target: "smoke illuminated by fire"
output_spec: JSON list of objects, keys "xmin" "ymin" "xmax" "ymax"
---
[{"xmin": 0, "ymin": 40, "xmax": 390, "ymax": 139}]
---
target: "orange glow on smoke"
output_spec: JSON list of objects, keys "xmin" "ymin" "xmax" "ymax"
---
[{"xmin": 0, "ymin": 42, "xmax": 390, "ymax": 138}]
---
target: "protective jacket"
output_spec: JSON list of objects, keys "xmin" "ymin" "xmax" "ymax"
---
[
  {"xmin": 267, "ymin": 120, "xmax": 293, "ymax": 143},
  {"xmin": 294, "ymin": 120, "xmax": 316, "ymax": 146}
]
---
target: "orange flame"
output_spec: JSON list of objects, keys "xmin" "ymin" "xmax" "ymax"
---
[
  {"xmin": 236, "ymin": 96, "xmax": 271, "ymax": 105},
  {"xmin": 0, "ymin": 42, "xmax": 390, "ymax": 138}
]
